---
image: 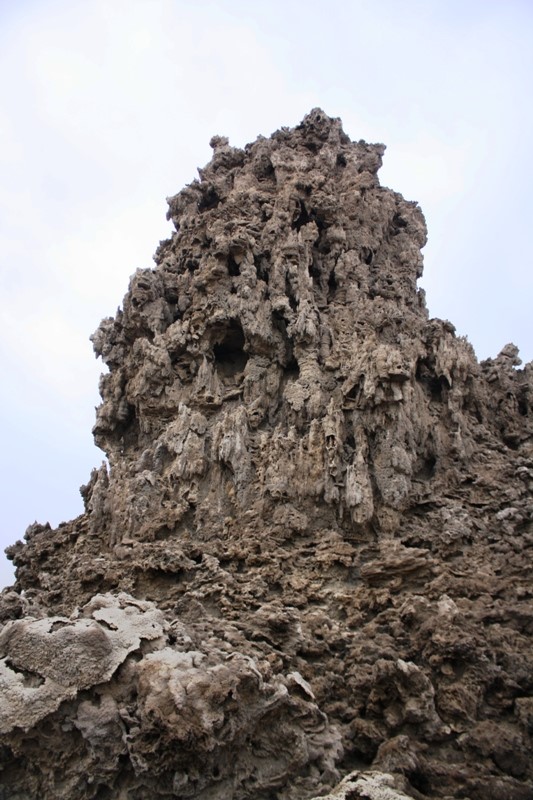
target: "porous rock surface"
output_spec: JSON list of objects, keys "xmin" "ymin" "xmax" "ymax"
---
[{"xmin": 1, "ymin": 110, "xmax": 533, "ymax": 800}]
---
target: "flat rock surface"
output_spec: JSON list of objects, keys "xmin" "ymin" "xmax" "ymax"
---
[{"xmin": 1, "ymin": 110, "xmax": 532, "ymax": 799}]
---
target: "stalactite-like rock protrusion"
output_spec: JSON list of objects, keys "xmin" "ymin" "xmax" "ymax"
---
[{"xmin": 1, "ymin": 110, "xmax": 533, "ymax": 800}]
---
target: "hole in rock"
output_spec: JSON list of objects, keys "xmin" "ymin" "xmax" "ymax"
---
[
  {"xmin": 254, "ymin": 253, "xmax": 270, "ymax": 283},
  {"xmin": 272, "ymin": 309, "xmax": 296, "ymax": 367},
  {"xmin": 345, "ymin": 434, "xmax": 356, "ymax": 451},
  {"xmin": 313, "ymin": 210, "xmax": 327, "ymax": 234},
  {"xmin": 93, "ymin": 785, "xmax": 113, "ymax": 800},
  {"xmin": 428, "ymin": 376, "xmax": 446, "ymax": 402},
  {"xmin": 407, "ymin": 769, "xmax": 432, "ymax": 794},
  {"xmin": 503, "ymin": 434, "xmax": 520, "ymax": 451},
  {"xmin": 462, "ymin": 395, "xmax": 483, "ymax": 423},
  {"xmin": 308, "ymin": 260, "xmax": 321, "ymax": 284},
  {"xmin": 254, "ymin": 155, "xmax": 275, "ymax": 181},
  {"xmin": 416, "ymin": 454, "xmax": 436, "ymax": 480},
  {"xmin": 227, "ymin": 255, "xmax": 240, "ymax": 277},
  {"xmin": 362, "ymin": 247, "xmax": 373, "ymax": 265},
  {"xmin": 272, "ymin": 309, "xmax": 288, "ymax": 328},
  {"xmin": 416, "ymin": 360, "xmax": 449, "ymax": 402},
  {"xmin": 288, "ymin": 293, "xmax": 298, "ymax": 311},
  {"xmin": 344, "ymin": 382, "xmax": 362, "ymax": 405},
  {"xmin": 304, "ymin": 140, "xmax": 320, "ymax": 154},
  {"xmin": 116, "ymin": 401, "xmax": 137, "ymax": 436},
  {"xmin": 285, "ymin": 356, "xmax": 300, "ymax": 379},
  {"xmin": 154, "ymin": 525, "xmax": 176, "ymax": 541},
  {"xmin": 284, "ymin": 276, "xmax": 298, "ymax": 311},
  {"xmin": 50, "ymin": 620, "xmax": 69, "ymax": 632},
  {"xmin": 336, "ymin": 153, "xmax": 347, "ymax": 167},
  {"xmin": 292, "ymin": 201, "xmax": 311, "ymax": 231},
  {"xmin": 391, "ymin": 212, "xmax": 408, "ymax": 230},
  {"xmin": 213, "ymin": 321, "xmax": 248, "ymax": 379},
  {"xmin": 197, "ymin": 186, "xmax": 220, "ymax": 212}
]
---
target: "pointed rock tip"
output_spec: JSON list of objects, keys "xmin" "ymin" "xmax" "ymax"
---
[
  {"xmin": 296, "ymin": 108, "xmax": 386, "ymax": 153},
  {"xmin": 297, "ymin": 107, "xmax": 344, "ymax": 136},
  {"xmin": 209, "ymin": 135, "xmax": 230, "ymax": 150}
]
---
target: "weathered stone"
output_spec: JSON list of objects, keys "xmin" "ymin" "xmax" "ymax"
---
[{"xmin": 1, "ymin": 109, "xmax": 532, "ymax": 799}]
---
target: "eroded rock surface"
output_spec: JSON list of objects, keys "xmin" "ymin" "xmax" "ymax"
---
[{"xmin": 1, "ymin": 110, "xmax": 532, "ymax": 799}]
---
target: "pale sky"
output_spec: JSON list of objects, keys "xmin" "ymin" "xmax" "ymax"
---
[{"xmin": 1, "ymin": 0, "xmax": 532, "ymax": 588}]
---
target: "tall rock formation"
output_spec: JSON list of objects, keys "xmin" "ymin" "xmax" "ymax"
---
[{"xmin": 1, "ymin": 110, "xmax": 532, "ymax": 800}]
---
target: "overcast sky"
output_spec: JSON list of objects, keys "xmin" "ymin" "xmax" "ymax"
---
[{"xmin": 0, "ymin": 0, "xmax": 532, "ymax": 588}]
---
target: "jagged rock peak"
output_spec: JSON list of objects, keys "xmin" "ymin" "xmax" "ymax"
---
[{"xmin": 1, "ymin": 111, "xmax": 532, "ymax": 800}]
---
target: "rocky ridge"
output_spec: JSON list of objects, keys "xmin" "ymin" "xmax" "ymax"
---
[{"xmin": 1, "ymin": 109, "xmax": 532, "ymax": 800}]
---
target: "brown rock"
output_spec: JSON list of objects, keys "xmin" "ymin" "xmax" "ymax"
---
[{"xmin": 1, "ymin": 109, "xmax": 532, "ymax": 799}]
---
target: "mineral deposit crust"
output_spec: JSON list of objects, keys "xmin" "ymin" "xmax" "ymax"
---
[{"xmin": 1, "ymin": 110, "xmax": 533, "ymax": 800}]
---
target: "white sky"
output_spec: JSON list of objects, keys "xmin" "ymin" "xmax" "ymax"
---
[{"xmin": 0, "ymin": 0, "xmax": 532, "ymax": 588}]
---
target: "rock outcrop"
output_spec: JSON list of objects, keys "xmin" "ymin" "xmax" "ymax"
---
[{"xmin": 1, "ymin": 109, "xmax": 532, "ymax": 800}]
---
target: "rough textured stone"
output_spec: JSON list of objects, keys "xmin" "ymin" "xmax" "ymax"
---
[{"xmin": 1, "ymin": 109, "xmax": 532, "ymax": 799}]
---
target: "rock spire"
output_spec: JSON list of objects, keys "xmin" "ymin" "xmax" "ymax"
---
[{"xmin": 1, "ymin": 109, "xmax": 532, "ymax": 799}]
